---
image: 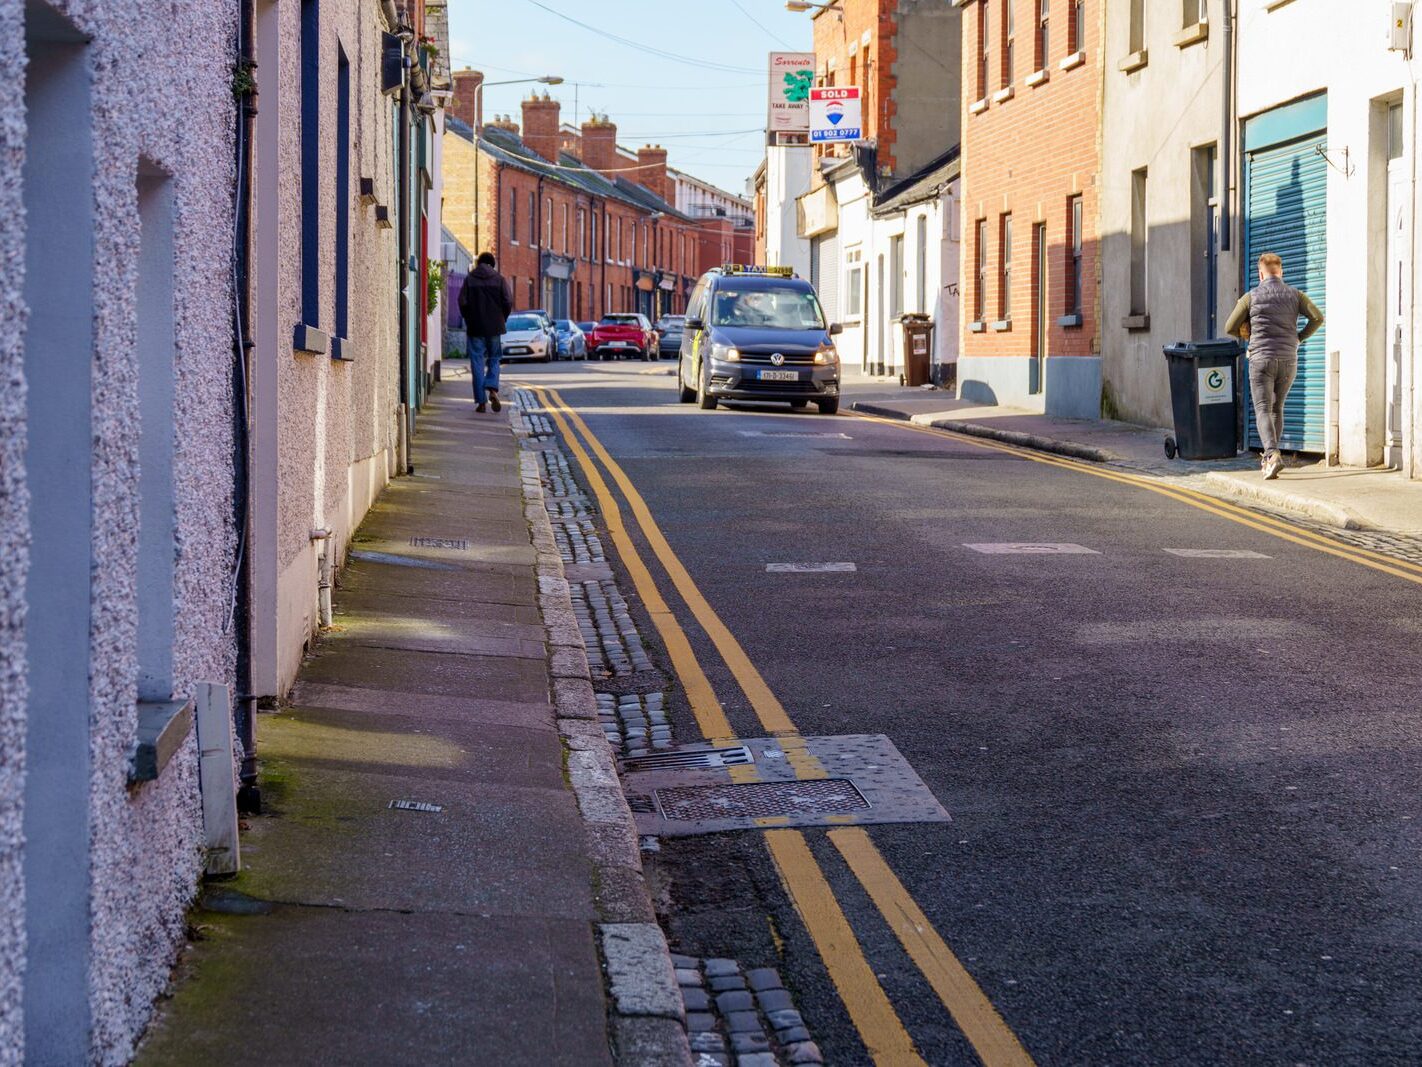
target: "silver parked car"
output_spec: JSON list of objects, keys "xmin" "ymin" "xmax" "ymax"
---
[{"xmin": 500, "ymin": 312, "xmax": 553, "ymax": 362}]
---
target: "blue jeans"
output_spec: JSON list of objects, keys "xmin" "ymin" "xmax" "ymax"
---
[{"xmin": 468, "ymin": 335, "xmax": 502, "ymax": 405}]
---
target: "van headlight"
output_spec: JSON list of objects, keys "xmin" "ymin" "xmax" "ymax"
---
[
  {"xmin": 814, "ymin": 344, "xmax": 838, "ymax": 365},
  {"xmin": 711, "ymin": 343, "xmax": 740, "ymax": 362}
]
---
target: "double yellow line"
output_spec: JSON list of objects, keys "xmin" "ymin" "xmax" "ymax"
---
[
  {"xmin": 532, "ymin": 385, "xmax": 1033, "ymax": 1067},
  {"xmin": 851, "ymin": 411, "xmax": 1422, "ymax": 587}
]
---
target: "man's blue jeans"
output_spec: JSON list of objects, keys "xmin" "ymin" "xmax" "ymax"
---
[{"xmin": 468, "ymin": 334, "xmax": 502, "ymax": 405}]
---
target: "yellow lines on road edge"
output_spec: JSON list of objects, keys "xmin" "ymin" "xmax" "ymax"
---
[
  {"xmin": 767, "ymin": 831, "xmax": 928, "ymax": 1067},
  {"xmin": 537, "ymin": 393, "xmax": 737, "ymax": 741},
  {"xmin": 853, "ymin": 411, "xmax": 1422, "ymax": 588},
  {"xmin": 538, "ymin": 385, "xmax": 799, "ymax": 737},
  {"xmin": 831, "ymin": 830, "xmax": 1036, "ymax": 1067}
]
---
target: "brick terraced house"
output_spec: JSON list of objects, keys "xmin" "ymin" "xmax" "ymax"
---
[
  {"xmin": 957, "ymin": 0, "xmax": 1103, "ymax": 417},
  {"xmin": 442, "ymin": 76, "xmax": 701, "ymax": 324}
]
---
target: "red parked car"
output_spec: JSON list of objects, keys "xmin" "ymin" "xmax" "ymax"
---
[{"xmin": 588, "ymin": 313, "xmax": 657, "ymax": 361}]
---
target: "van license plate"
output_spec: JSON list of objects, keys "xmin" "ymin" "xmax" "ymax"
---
[{"xmin": 758, "ymin": 370, "xmax": 799, "ymax": 382}]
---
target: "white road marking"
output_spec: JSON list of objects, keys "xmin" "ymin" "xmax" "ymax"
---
[
  {"xmin": 765, "ymin": 562, "xmax": 858, "ymax": 573},
  {"xmin": 737, "ymin": 431, "xmax": 853, "ymax": 439},
  {"xmin": 1164, "ymin": 548, "xmax": 1272, "ymax": 559},
  {"xmin": 963, "ymin": 543, "xmax": 1099, "ymax": 555}
]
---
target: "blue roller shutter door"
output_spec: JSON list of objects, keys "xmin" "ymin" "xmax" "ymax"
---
[{"xmin": 1244, "ymin": 132, "xmax": 1328, "ymax": 452}]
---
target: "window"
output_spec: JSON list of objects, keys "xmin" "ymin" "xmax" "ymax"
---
[
  {"xmin": 977, "ymin": 1, "xmax": 991, "ymax": 99},
  {"xmin": 889, "ymin": 234, "xmax": 904, "ymax": 318},
  {"xmin": 975, "ymin": 220, "xmax": 988, "ymax": 322},
  {"xmin": 544, "ymin": 197, "xmax": 552, "ymax": 247},
  {"xmin": 528, "ymin": 278, "xmax": 536, "ymax": 305},
  {"xmin": 561, "ymin": 203, "xmax": 569, "ymax": 253},
  {"xmin": 1182, "ymin": 0, "xmax": 1206, "ymax": 26},
  {"xmin": 590, "ymin": 211, "xmax": 598, "ymax": 261},
  {"xmin": 577, "ymin": 208, "xmax": 586, "ymax": 259},
  {"xmin": 845, "ymin": 245, "xmax": 864, "ymax": 317},
  {"xmin": 1130, "ymin": 167, "xmax": 1148, "ymax": 315},
  {"xmin": 1069, "ymin": 0, "xmax": 1085, "ymax": 54},
  {"xmin": 1389, "ymin": 101, "xmax": 1405, "ymax": 160},
  {"xmin": 915, "ymin": 214, "xmax": 928, "ymax": 312},
  {"xmin": 334, "ymin": 47, "xmax": 350, "ymax": 345},
  {"xmin": 1128, "ymin": 0, "xmax": 1145, "ymax": 54},
  {"xmin": 527, "ymin": 190, "xmax": 535, "ymax": 244},
  {"xmin": 299, "ymin": 0, "xmax": 320, "ymax": 328},
  {"xmin": 1066, "ymin": 195, "xmax": 1083, "ymax": 319},
  {"xmin": 999, "ymin": 214, "xmax": 1013, "ymax": 320},
  {"xmin": 1003, "ymin": 0, "xmax": 1016, "ymax": 87},
  {"xmin": 510, "ymin": 189, "xmax": 519, "ymax": 245},
  {"xmin": 1191, "ymin": 145, "xmax": 1217, "ymax": 336},
  {"xmin": 1036, "ymin": 0, "xmax": 1050, "ymax": 71}
]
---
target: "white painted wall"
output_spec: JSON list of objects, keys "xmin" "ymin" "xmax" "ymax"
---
[
  {"xmin": 764, "ymin": 145, "xmax": 813, "ymax": 277},
  {"xmin": 1238, "ymin": 0, "xmax": 1415, "ymax": 472}
]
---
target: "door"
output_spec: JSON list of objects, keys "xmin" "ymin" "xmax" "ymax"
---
[
  {"xmin": 876, "ymin": 254, "xmax": 886, "ymax": 375},
  {"xmin": 1387, "ymin": 115, "xmax": 1409, "ymax": 469},
  {"xmin": 1244, "ymin": 130, "xmax": 1328, "ymax": 452}
]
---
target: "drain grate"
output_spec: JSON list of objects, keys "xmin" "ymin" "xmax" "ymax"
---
[
  {"xmin": 627, "ymin": 794, "xmax": 657, "ymax": 813},
  {"xmin": 389, "ymin": 799, "xmax": 443, "ymax": 813},
  {"xmin": 622, "ymin": 745, "xmax": 753, "ymax": 771},
  {"xmin": 410, "ymin": 536, "xmax": 469, "ymax": 551},
  {"xmin": 655, "ymin": 779, "xmax": 869, "ymax": 821}
]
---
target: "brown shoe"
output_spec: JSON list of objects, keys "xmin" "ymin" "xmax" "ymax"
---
[
  {"xmin": 489, "ymin": 390, "xmax": 502, "ymax": 413},
  {"xmin": 476, "ymin": 402, "xmax": 487, "ymax": 413}
]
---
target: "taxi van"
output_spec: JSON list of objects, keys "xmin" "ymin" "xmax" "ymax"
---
[{"xmin": 677, "ymin": 265, "xmax": 842, "ymax": 414}]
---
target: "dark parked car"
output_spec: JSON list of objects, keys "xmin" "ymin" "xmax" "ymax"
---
[
  {"xmin": 553, "ymin": 320, "xmax": 587, "ymax": 360},
  {"xmin": 655, "ymin": 315, "xmax": 686, "ymax": 358}
]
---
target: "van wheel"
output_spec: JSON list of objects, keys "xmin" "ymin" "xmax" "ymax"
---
[
  {"xmin": 696, "ymin": 366, "xmax": 717, "ymax": 410},
  {"xmin": 816, "ymin": 397, "xmax": 840, "ymax": 415},
  {"xmin": 678, "ymin": 359, "xmax": 696, "ymax": 403}
]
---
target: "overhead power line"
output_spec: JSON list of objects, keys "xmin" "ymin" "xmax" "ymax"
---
[
  {"xmin": 520, "ymin": 0, "xmax": 764, "ymax": 75},
  {"xmin": 727, "ymin": 0, "xmax": 796, "ymax": 48}
]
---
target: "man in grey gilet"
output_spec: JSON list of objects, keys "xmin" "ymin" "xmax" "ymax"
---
[{"xmin": 1224, "ymin": 253, "xmax": 1324, "ymax": 479}]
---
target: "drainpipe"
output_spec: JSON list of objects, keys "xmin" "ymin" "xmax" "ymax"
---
[
  {"xmin": 1220, "ymin": 0, "xmax": 1235, "ymax": 254},
  {"xmin": 397, "ymin": 63, "xmax": 412, "ymax": 469},
  {"xmin": 233, "ymin": 0, "xmax": 260, "ymax": 813},
  {"xmin": 311, "ymin": 528, "xmax": 333, "ymax": 627},
  {"xmin": 537, "ymin": 173, "xmax": 545, "ymax": 309}
]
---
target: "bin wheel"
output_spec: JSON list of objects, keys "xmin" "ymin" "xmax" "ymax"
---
[{"xmin": 1164, "ymin": 436, "xmax": 1178, "ymax": 459}]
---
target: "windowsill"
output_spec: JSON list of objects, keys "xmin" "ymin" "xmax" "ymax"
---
[
  {"xmin": 969, "ymin": 97, "xmax": 990, "ymax": 115},
  {"xmin": 1173, "ymin": 21, "xmax": 1209, "ymax": 47},
  {"xmin": 968, "ymin": 320, "xmax": 987, "ymax": 333},
  {"xmin": 992, "ymin": 319, "xmax": 1012, "ymax": 332},
  {"xmin": 992, "ymin": 86, "xmax": 1015, "ymax": 104},
  {"xmin": 130, "ymin": 698, "xmax": 194, "ymax": 784},
  {"xmin": 1059, "ymin": 50, "xmax": 1085, "ymax": 71},
  {"xmin": 1119, "ymin": 49, "xmax": 1149, "ymax": 74},
  {"xmin": 1057, "ymin": 313, "xmax": 1084, "ymax": 328},
  {"xmin": 1122, "ymin": 313, "xmax": 1151, "ymax": 331},
  {"xmin": 1025, "ymin": 68, "xmax": 1049, "ymax": 88},
  {"xmin": 294, "ymin": 323, "xmax": 330, "ymax": 356},
  {"xmin": 331, "ymin": 335, "xmax": 355, "ymax": 362}
]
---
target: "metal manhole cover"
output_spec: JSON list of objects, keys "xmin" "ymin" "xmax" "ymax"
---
[
  {"xmin": 622, "ymin": 745, "xmax": 754, "ymax": 772},
  {"xmin": 622, "ymin": 734, "xmax": 950, "ymax": 836},
  {"xmin": 389, "ymin": 799, "xmax": 443, "ymax": 813},
  {"xmin": 655, "ymin": 779, "xmax": 869, "ymax": 821},
  {"xmin": 410, "ymin": 536, "xmax": 469, "ymax": 551}
]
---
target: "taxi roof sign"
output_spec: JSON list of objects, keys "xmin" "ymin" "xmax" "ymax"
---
[{"xmin": 719, "ymin": 264, "xmax": 795, "ymax": 277}]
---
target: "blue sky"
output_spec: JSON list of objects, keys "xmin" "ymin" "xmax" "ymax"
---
[{"xmin": 447, "ymin": 0, "xmax": 813, "ymax": 197}]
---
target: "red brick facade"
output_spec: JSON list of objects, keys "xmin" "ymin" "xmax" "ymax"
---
[
  {"xmin": 959, "ymin": 0, "xmax": 1101, "ymax": 362},
  {"xmin": 812, "ymin": 0, "xmax": 898, "ymax": 179},
  {"xmin": 459, "ymin": 88, "xmax": 701, "ymax": 323}
]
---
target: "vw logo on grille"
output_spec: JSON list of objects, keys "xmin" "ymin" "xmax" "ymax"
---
[{"xmin": 770, "ymin": 352, "xmax": 785, "ymax": 366}]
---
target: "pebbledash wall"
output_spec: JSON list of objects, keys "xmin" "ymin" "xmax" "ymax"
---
[
  {"xmin": 1, "ymin": 0, "xmax": 239, "ymax": 1061},
  {"xmin": 247, "ymin": 0, "xmax": 403, "ymax": 699}
]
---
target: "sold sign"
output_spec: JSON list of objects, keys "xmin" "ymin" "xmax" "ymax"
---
[{"xmin": 809, "ymin": 86, "xmax": 862, "ymax": 143}]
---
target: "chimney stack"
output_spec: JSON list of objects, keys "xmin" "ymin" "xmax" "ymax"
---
[
  {"xmin": 521, "ymin": 92, "xmax": 561, "ymax": 162},
  {"xmin": 580, "ymin": 116, "xmax": 620, "ymax": 176},
  {"xmin": 636, "ymin": 144, "xmax": 671, "ymax": 204},
  {"xmin": 450, "ymin": 68, "xmax": 484, "ymax": 131}
]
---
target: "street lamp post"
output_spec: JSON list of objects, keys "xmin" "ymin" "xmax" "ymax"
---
[
  {"xmin": 785, "ymin": 0, "xmax": 843, "ymax": 12},
  {"xmin": 472, "ymin": 74, "xmax": 564, "ymax": 255}
]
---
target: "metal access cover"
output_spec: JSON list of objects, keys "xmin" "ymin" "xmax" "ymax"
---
[
  {"xmin": 622, "ymin": 745, "xmax": 754, "ymax": 772},
  {"xmin": 389, "ymin": 799, "xmax": 443, "ymax": 813},
  {"xmin": 410, "ymin": 536, "xmax": 469, "ymax": 551},
  {"xmin": 622, "ymin": 734, "xmax": 949, "ymax": 837}
]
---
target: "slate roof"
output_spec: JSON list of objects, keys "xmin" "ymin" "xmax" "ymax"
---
[
  {"xmin": 871, "ymin": 147, "xmax": 962, "ymax": 217},
  {"xmin": 447, "ymin": 118, "xmax": 692, "ymax": 222}
]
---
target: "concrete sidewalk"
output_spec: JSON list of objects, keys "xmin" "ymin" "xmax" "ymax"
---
[
  {"xmin": 844, "ymin": 380, "xmax": 1422, "ymax": 536},
  {"xmin": 138, "ymin": 381, "xmax": 688, "ymax": 1064}
]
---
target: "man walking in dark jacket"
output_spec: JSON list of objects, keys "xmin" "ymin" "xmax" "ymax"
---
[
  {"xmin": 1224, "ymin": 252, "xmax": 1325, "ymax": 480},
  {"xmin": 458, "ymin": 252, "xmax": 514, "ymax": 413}
]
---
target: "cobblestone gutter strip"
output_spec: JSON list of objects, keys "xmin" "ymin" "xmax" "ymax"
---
[{"xmin": 518, "ymin": 442, "xmax": 692, "ymax": 1067}]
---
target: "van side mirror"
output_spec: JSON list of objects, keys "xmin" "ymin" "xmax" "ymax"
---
[
  {"xmin": 829, "ymin": 322, "xmax": 844, "ymax": 336},
  {"xmin": 686, "ymin": 317, "xmax": 705, "ymax": 331}
]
